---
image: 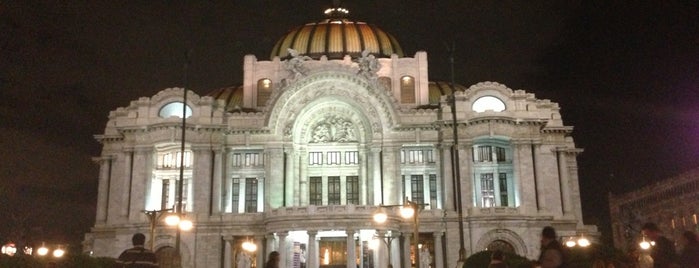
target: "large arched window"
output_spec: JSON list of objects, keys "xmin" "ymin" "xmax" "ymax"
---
[
  {"xmin": 472, "ymin": 96, "xmax": 506, "ymax": 113},
  {"xmin": 472, "ymin": 139, "xmax": 516, "ymax": 208},
  {"xmin": 159, "ymin": 102, "xmax": 192, "ymax": 118},
  {"xmin": 257, "ymin": 78, "xmax": 272, "ymax": 107},
  {"xmin": 400, "ymin": 75, "xmax": 415, "ymax": 104}
]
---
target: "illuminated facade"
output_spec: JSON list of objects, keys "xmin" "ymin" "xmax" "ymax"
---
[
  {"xmin": 84, "ymin": 7, "xmax": 594, "ymax": 268},
  {"xmin": 609, "ymin": 168, "xmax": 699, "ymax": 250}
]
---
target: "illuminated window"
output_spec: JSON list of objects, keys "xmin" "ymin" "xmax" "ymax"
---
[
  {"xmin": 327, "ymin": 151, "xmax": 341, "ymax": 165},
  {"xmin": 346, "ymin": 176, "xmax": 359, "ymax": 205},
  {"xmin": 245, "ymin": 178, "xmax": 258, "ymax": 212},
  {"xmin": 328, "ymin": 176, "xmax": 341, "ymax": 205},
  {"xmin": 401, "ymin": 148, "xmax": 434, "ymax": 164},
  {"xmin": 345, "ymin": 151, "xmax": 358, "ymax": 164},
  {"xmin": 159, "ymin": 102, "xmax": 192, "ymax": 118},
  {"xmin": 473, "ymin": 139, "xmax": 515, "ymax": 208},
  {"xmin": 472, "ymin": 96, "xmax": 506, "ymax": 112},
  {"xmin": 257, "ymin": 78, "xmax": 272, "ymax": 106},
  {"xmin": 160, "ymin": 151, "xmax": 192, "ymax": 168},
  {"xmin": 309, "ymin": 152, "xmax": 323, "ymax": 165},
  {"xmin": 400, "ymin": 76, "xmax": 415, "ymax": 103},
  {"xmin": 150, "ymin": 147, "xmax": 193, "ymax": 211},
  {"xmin": 231, "ymin": 152, "xmax": 264, "ymax": 167},
  {"xmin": 411, "ymin": 175, "xmax": 425, "ymax": 205},
  {"xmin": 481, "ymin": 173, "xmax": 495, "ymax": 207},
  {"xmin": 309, "ymin": 177, "xmax": 323, "ymax": 205}
]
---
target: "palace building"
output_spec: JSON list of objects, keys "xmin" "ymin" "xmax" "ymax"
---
[
  {"xmin": 84, "ymin": 7, "xmax": 595, "ymax": 268},
  {"xmin": 609, "ymin": 168, "xmax": 699, "ymax": 251}
]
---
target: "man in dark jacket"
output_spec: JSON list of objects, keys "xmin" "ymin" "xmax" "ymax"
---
[
  {"xmin": 641, "ymin": 222, "xmax": 676, "ymax": 268},
  {"xmin": 538, "ymin": 226, "xmax": 566, "ymax": 268},
  {"xmin": 116, "ymin": 233, "xmax": 159, "ymax": 268}
]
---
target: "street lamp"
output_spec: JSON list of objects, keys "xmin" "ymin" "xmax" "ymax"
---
[
  {"xmin": 373, "ymin": 197, "xmax": 427, "ymax": 268},
  {"xmin": 144, "ymin": 208, "xmax": 193, "ymax": 250},
  {"xmin": 563, "ymin": 234, "xmax": 590, "ymax": 248}
]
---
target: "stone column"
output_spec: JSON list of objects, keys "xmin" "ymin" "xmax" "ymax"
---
[
  {"xmin": 346, "ymin": 229, "xmax": 356, "ymax": 268},
  {"xmin": 359, "ymin": 147, "xmax": 368, "ymax": 205},
  {"xmin": 382, "ymin": 145, "xmax": 401, "ymax": 205},
  {"xmin": 121, "ymin": 148, "xmax": 134, "ymax": 218},
  {"xmin": 514, "ymin": 141, "xmax": 537, "ymax": 214},
  {"xmin": 267, "ymin": 147, "xmax": 287, "ymax": 206},
  {"xmin": 370, "ymin": 147, "xmax": 382, "ymax": 205},
  {"xmin": 277, "ymin": 232, "xmax": 289, "ymax": 268},
  {"xmin": 307, "ymin": 231, "xmax": 318, "ymax": 268},
  {"xmin": 439, "ymin": 143, "xmax": 454, "ymax": 211},
  {"xmin": 403, "ymin": 234, "xmax": 412, "ymax": 268},
  {"xmin": 129, "ymin": 146, "xmax": 152, "ymax": 221},
  {"xmin": 94, "ymin": 156, "xmax": 113, "ymax": 224},
  {"xmin": 255, "ymin": 235, "xmax": 265, "ymax": 268},
  {"xmin": 297, "ymin": 148, "xmax": 306, "ymax": 206},
  {"xmin": 266, "ymin": 233, "xmax": 277, "ymax": 257},
  {"xmin": 557, "ymin": 149, "xmax": 572, "ymax": 216},
  {"xmin": 223, "ymin": 236, "xmax": 233, "ymax": 268},
  {"xmin": 192, "ymin": 145, "xmax": 213, "ymax": 214},
  {"xmin": 434, "ymin": 232, "xmax": 444, "ymax": 268},
  {"xmin": 212, "ymin": 147, "xmax": 225, "ymax": 214},
  {"xmin": 376, "ymin": 231, "xmax": 387, "ymax": 268}
]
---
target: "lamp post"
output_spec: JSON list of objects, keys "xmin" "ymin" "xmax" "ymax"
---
[
  {"xmin": 371, "ymin": 230, "xmax": 399, "ymax": 268},
  {"xmin": 374, "ymin": 197, "xmax": 427, "ymax": 268},
  {"xmin": 143, "ymin": 208, "xmax": 193, "ymax": 251}
]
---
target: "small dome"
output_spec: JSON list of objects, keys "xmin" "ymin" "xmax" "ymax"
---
[{"xmin": 270, "ymin": 7, "xmax": 403, "ymax": 60}]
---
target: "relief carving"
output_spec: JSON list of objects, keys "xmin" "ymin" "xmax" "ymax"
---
[{"xmin": 310, "ymin": 115, "xmax": 357, "ymax": 143}]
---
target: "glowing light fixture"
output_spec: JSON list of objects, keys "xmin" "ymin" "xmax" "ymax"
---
[
  {"xmin": 373, "ymin": 207, "xmax": 387, "ymax": 223},
  {"xmin": 577, "ymin": 236, "xmax": 591, "ymax": 247},
  {"xmin": 399, "ymin": 204, "xmax": 415, "ymax": 219},
  {"xmin": 639, "ymin": 237, "xmax": 651, "ymax": 250},
  {"xmin": 164, "ymin": 214, "xmax": 181, "ymax": 226},
  {"xmin": 37, "ymin": 243, "xmax": 49, "ymax": 256},
  {"xmin": 53, "ymin": 247, "xmax": 65, "ymax": 258},
  {"xmin": 242, "ymin": 239, "xmax": 257, "ymax": 252},
  {"xmin": 179, "ymin": 219, "xmax": 194, "ymax": 231}
]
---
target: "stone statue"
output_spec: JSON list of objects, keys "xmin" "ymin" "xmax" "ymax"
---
[
  {"xmin": 236, "ymin": 250, "xmax": 252, "ymax": 268},
  {"xmin": 284, "ymin": 48, "xmax": 312, "ymax": 80},
  {"xmin": 356, "ymin": 49, "xmax": 381, "ymax": 79},
  {"xmin": 420, "ymin": 246, "xmax": 432, "ymax": 268}
]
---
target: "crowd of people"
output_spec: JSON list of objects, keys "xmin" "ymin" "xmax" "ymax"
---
[{"xmin": 114, "ymin": 223, "xmax": 699, "ymax": 268}]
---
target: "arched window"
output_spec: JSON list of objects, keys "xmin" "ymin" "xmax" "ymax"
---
[
  {"xmin": 400, "ymin": 75, "xmax": 415, "ymax": 103},
  {"xmin": 472, "ymin": 96, "xmax": 506, "ymax": 113},
  {"xmin": 472, "ymin": 139, "xmax": 516, "ymax": 208},
  {"xmin": 159, "ymin": 102, "xmax": 192, "ymax": 118},
  {"xmin": 257, "ymin": 78, "xmax": 272, "ymax": 107}
]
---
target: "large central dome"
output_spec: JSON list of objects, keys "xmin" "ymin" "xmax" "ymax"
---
[{"xmin": 270, "ymin": 7, "xmax": 404, "ymax": 60}]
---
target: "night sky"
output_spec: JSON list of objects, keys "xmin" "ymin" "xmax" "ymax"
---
[{"xmin": 1, "ymin": 1, "xmax": 698, "ymax": 248}]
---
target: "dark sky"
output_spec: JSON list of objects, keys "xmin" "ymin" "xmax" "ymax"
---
[{"xmin": 1, "ymin": 1, "xmax": 698, "ymax": 247}]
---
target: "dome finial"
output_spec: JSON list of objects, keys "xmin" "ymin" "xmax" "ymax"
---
[{"xmin": 324, "ymin": 1, "xmax": 349, "ymax": 20}]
